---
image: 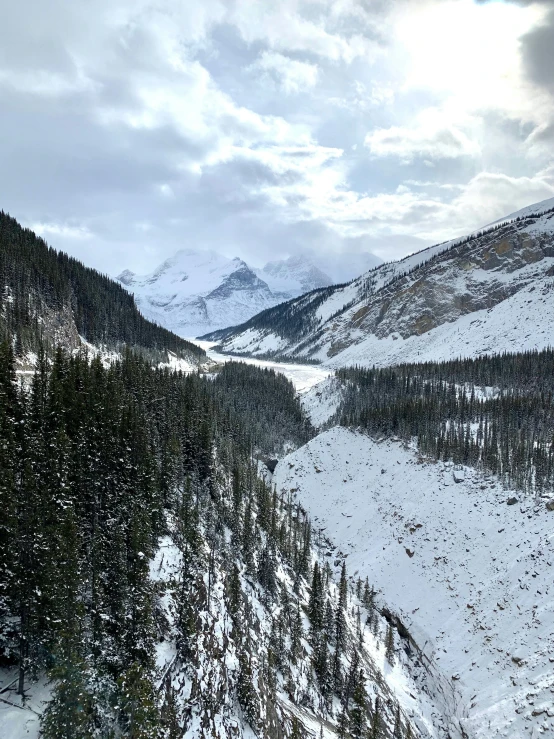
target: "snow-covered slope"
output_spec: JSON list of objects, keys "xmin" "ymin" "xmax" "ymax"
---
[
  {"xmin": 212, "ymin": 200, "xmax": 554, "ymax": 366},
  {"xmin": 274, "ymin": 426, "xmax": 554, "ymax": 739},
  {"xmin": 257, "ymin": 255, "xmax": 332, "ymax": 299}
]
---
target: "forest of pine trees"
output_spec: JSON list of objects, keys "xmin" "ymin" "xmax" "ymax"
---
[
  {"xmin": 0, "ymin": 211, "xmax": 204, "ymax": 361},
  {"xmin": 205, "ymin": 283, "xmax": 347, "ymax": 347},
  {"xmin": 335, "ymin": 348, "xmax": 554, "ymax": 494},
  {"xmin": 0, "ymin": 343, "xmax": 414, "ymax": 738}
]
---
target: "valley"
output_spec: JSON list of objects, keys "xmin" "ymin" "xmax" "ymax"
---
[
  {"xmin": 273, "ymin": 428, "xmax": 554, "ymax": 739},
  {"xmin": 194, "ymin": 339, "xmax": 332, "ymax": 393},
  {"xmin": 188, "ymin": 343, "xmax": 554, "ymax": 738},
  {"xmin": 208, "ymin": 198, "xmax": 554, "ymax": 369},
  {"xmin": 2, "ymin": 204, "xmax": 553, "ymax": 739},
  {"xmin": 3, "ymin": 0, "xmax": 553, "ymax": 735}
]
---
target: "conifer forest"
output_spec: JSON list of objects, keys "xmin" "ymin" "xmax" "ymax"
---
[{"xmin": 0, "ymin": 340, "xmax": 413, "ymax": 738}]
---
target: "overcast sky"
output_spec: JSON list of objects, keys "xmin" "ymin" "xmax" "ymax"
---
[{"xmin": 1, "ymin": 0, "xmax": 554, "ymax": 276}]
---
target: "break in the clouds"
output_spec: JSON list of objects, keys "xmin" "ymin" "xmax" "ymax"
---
[{"xmin": 1, "ymin": 0, "xmax": 553, "ymax": 276}]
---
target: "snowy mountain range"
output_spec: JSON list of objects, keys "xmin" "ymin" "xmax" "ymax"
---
[
  {"xmin": 117, "ymin": 250, "xmax": 381, "ymax": 338},
  {"xmin": 207, "ymin": 197, "xmax": 554, "ymax": 366}
]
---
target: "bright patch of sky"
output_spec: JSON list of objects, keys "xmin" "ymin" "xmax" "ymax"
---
[{"xmin": 0, "ymin": 0, "xmax": 553, "ymax": 275}]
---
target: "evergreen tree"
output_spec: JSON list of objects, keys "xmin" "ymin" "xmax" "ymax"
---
[
  {"xmin": 349, "ymin": 670, "xmax": 368, "ymax": 739},
  {"xmin": 117, "ymin": 662, "xmax": 160, "ymax": 739},
  {"xmin": 385, "ymin": 624, "xmax": 395, "ymax": 666},
  {"xmin": 308, "ymin": 562, "xmax": 324, "ymax": 637}
]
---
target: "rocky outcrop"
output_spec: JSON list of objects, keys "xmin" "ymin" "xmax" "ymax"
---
[
  {"xmin": 347, "ymin": 229, "xmax": 554, "ymax": 343},
  {"xmin": 215, "ymin": 201, "xmax": 554, "ymax": 366}
]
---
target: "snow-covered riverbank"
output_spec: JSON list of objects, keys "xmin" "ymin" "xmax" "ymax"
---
[{"xmin": 193, "ymin": 339, "xmax": 332, "ymax": 393}]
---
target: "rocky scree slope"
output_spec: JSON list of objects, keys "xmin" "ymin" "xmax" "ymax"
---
[
  {"xmin": 208, "ymin": 198, "xmax": 554, "ymax": 366},
  {"xmin": 273, "ymin": 426, "xmax": 554, "ymax": 739}
]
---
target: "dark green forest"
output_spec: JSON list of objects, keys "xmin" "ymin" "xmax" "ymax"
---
[
  {"xmin": 0, "ymin": 345, "xmax": 407, "ymax": 738},
  {"xmin": 0, "ymin": 211, "xmax": 203, "ymax": 361},
  {"xmin": 204, "ymin": 284, "xmax": 346, "ymax": 348},
  {"xmin": 336, "ymin": 348, "xmax": 554, "ymax": 494}
]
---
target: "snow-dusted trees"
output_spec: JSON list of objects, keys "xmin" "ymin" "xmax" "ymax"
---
[
  {"xmin": 0, "ymin": 211, "xmax": 203, "ymax": 362},
  {"xmin": 0, "ymin": 344, "xmax": 412, "ymax": 737},
  {"xmin": 337, "ymin": 348, "xmax": 554, "ymax": 494}
]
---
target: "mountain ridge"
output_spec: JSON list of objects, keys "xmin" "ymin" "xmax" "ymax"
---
[
  {"xmin": 0, "ymin": 210, "xmax": 204, "ymax": 365},
  {"xmin": 116, "ymin": 250, "xmax": 382, "ymax": 338},
  {"xmin": 206, "ymin": 198, "xmax": 554, "ymax": 366}
]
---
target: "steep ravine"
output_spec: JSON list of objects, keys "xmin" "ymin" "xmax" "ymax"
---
[{"xmin": 272, "ymin": 427, "xmax": 554, "ymax": 738}]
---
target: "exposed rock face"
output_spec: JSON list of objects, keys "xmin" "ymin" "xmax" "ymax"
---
[
  {"xmin": 348, "ymin": 230, "xmax": 554, "ymax": 342},
  {"xmin": 214, "ymin": 200, "xmax": 554, "ymax": 366}
]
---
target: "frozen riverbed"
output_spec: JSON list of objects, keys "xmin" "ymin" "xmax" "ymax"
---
[{"xmin": 193, "ymin": 339, "xmax": 332, "ymax": 393}]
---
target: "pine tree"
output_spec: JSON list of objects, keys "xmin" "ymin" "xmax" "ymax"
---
[
  {"xmin": 336, "ymin": 705, "xmax": 350, "ymax": 739},
  {"xmin": 237, "ymin": 645, "xmax": 259, "ymax": 732},
  {"xmin": 308, "ymin": 562, "xmax": 324, "ymax": 636},
  {"xmin": 41, "ymin": 644, "xmax": 94, "ymax": 739},
  {"xmin": 349, "ymin": 670, "xmax": 368, "ymax": 739},
  {"xmin": 370, "ymin": 696, "xmax": 383, "ymax": 739},
  {"xmin": 117, "ymin": 662, "xmax": 160, "ymax": 739},
  {"xmin": 393, "ymin": 704, "xmax": 403, "ymax": 738},
  {"xmin": 385, "ymin": 623, "xmax": 395, "ymax": 666},
  {"xmin": 289, "ymin": 602, "xmax": 303, "ymax": 664},
  {"xmin": 0, "ymin": 343, "xmax": 21, "ymax": 662},
  {"xmin": 160, "ymin": 680, "xmax": 181, "ymax": 739},
  {"xmin": 290, "ymin": 715, "xmax": 303, "ymax": 738}
]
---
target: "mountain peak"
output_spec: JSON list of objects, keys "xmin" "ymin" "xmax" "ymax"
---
[{"xmin": 117, "ymin": 268, "xmax": 136, "ymax": 286}]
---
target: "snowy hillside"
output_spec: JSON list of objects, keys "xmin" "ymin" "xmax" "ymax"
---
[
  {"xmin": 211, "ymin": 199, "xmax": 554, "ymax": 367},
  {"xmin": 273, "ymin": 427, "xmax": 554, "ymax": 739}
]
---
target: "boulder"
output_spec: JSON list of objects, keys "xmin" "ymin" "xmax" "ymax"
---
[{"xmin": 453, "ymin": 467, "xmax": 465, "ymax": 483}]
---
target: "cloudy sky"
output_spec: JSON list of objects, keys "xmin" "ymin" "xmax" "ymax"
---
[{"xmin": 1, "ymin": 0, "xmax": 554, "ymax": 277}]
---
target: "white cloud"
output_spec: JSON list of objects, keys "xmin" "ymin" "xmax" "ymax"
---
[
  {"xmin": 2, "ymin": 0, "xmax": 554, "ymax": 274},
  {"xmin": 0, "ymin": 69, "xmax": 97, "ymax": 97},
  {"xmin": 228, "ymin": 0, "xmax": 378, "ymax": 63},
  {"xmin": 250, "ymin": 51, "xmax": 319, "ymax": 94},
  {"xmin": 31, "ymin": 222, "xmax": 93, "ymax": 240},
  {"xmin": 364, "ymin": 109, "xmax": 481, "ymax": 162},
  {"xmin": 390, "ymin": 0, "xmax": 550, "ymax": 123},
  {"xmin": 445, "ymin": 171, "xmax": 554, "ymax": 232}
]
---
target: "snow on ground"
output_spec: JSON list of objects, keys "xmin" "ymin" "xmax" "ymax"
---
[
  {"xmin": 150, "ymin": 534, "xmax": 182, "ymax": 676},
  {"xmin": 193, "ymin": 339, "xmax": 331, "ymax": 393},
  {"xmin": 324, "ymin": 275, "xmax": 554, "ymax": 369},
  {"xmin": 157, "ymin": 351, "xmax": 201, "ymax": 374},
  {"xmin": 273, "ymin": 427, "xmax": 554, "ymax": 739},
  {"xmin": 0, "ymin": 674, "xmax": 50, "ymax": 739},
  {"xmin": 300, "ymin": 376, "xmax": 345, "ymax": 428}
]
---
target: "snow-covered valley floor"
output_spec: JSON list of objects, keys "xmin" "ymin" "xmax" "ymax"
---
[
  {"xmin": 273, "ymin": 427, "xmax": 554, "ymax": 738},
  {"xmin": 193, "ymin": 339, "xmax": 332, "ymax": 393}
]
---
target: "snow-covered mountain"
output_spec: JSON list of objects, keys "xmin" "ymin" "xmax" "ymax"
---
[
  {"xmin": 208, "ymin": 197, "xmax": 554, "ymax": 366},
  {"xmin": 117, "ymin": 249, "xmax": 382, "ymax": 338},
  {"xmin": 256, "ymin": 255, "xmax": 332, "ymax": 299},
  {"xmin": 118, "ymin": 249, "xmax": 279, "ymax": 338}
]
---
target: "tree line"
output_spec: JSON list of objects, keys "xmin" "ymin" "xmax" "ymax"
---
[
  {"xmin": 0, "ymin": 211, "xmax": 203, "ymax": 361},
  {"xmin": 336, "ymin": 348, "xmax": 554, "ymax": 494}
]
